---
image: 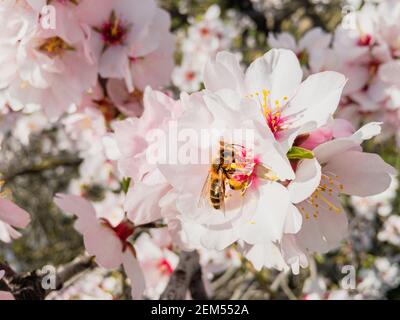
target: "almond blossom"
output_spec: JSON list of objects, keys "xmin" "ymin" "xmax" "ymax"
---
[
  {"xmin": 172, "ymin": 59, "xmax": 204, "ymax": 93},
  {"xmin": 77, "ymin": 0, "xmax": 174, "ymax": 93},
  {"xmin": 54, "ymin": 193, "xmax": 145, "ymax": 299},
  {"xmin": 356, "ymin": 257, "xmax": 400, "ymax": 299},
  {"xmin": 203, "ymin": 49, "xmax": 346, "ymax": 150},
  {"xmin": 378, "ymin": 215, "xmax": 400, "ymax": 246},
  {"xmin": 62, "ymin": 99, "xmax": 120, "ymax": 197},
  {"xmin": 330, "ymin": 0, "xmax": 400, "ymax": 146},
  {"xmin": 11, "ymin": 110, "xmax": 49, "ymax": 145},
  {"xmin": 135, "ymin": 229, "xmax": 178, "ymax": 299},
  {"xmin": 280, "ymin": 122, "xmax": 396, "ymax": 272},
  {"xmin": 156, "ymin": 89, "xmax": 297, "ymax": 254},
  {"xmin": 172, "ymin": 4, "xmax": 237, "ymax": 92},
  {"xmin": 105, "ymin": 87, "xmax": 182, "ymax": 228},
  {"xmin": 1, "ymin": 0, "xmax": 97, "ymax": 119},
  {"xmin": 1, "ymin": 0, "xmax": 399, "ymax": 302}
]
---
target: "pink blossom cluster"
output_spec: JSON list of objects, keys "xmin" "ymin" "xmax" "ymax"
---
[
  {"xmin": 53, "ymin": 47, "xmax": 392, "ymax": 299},
  {"xmin": 0, "ymin": 0, "xmax": 399, "ymax": 301},
  {"xmin": 268, "ymin": 0, "xmax": 400, "ymax": 146},
  {"xmin": 172, "ymin": 4, "xmax": 238, "ymax": 92},
  {"xmin": 0, "ymin": 0, "xmax": 175, "ymax": 120}
]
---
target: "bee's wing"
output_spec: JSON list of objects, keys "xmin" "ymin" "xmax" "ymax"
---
[{"xmin": 197, "ymin": 170, "xmax": 212, "ymax": 209}]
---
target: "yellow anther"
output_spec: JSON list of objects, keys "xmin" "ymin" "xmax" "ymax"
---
[{"xmin": 315, "ymin": 191, "xmax": 341, "ymax": 213}]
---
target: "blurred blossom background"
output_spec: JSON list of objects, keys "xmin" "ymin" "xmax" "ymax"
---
[{"xmin": 1, "ymin": 0, "xmax": 399, "ymax": 300}]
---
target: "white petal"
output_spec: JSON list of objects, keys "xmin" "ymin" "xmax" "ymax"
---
[
  {"xmin": 296, "ymin": 196, "xmax": 348, "ymax": 253},
  {"xmin": 245, "ymin": 49, "xmax": 303, "ymax": 105},
  {"xmin": 54, "ymin": 194, "xmax": 97, "ymax": 233},
  {"xmin": 239, "ymin": 182, "xmax": 291, "ymax": 244},
  {"xmin": 324, "ymin": 150, "xmax": 396, "ymax": 197},
  {"xmin": 314, "ymin": 139, "xmax": 360, "ymax": 165},
  {"xmin": 284, "ymin": 204, "xmax": 303, "ymax": 234},
  {"xmin": 288, "ymin": 158, "xmax": 321, "ymax": 204},
  {"xmin": 125, "ymin": 182, "xmax": 169, "ymax": 225},
  {"xmin": 200, "ymin": 227, "xmax": 237, "ymax": 251},
  {"xmin": 244, "ymin": 242, "xmax": 288, "ymax": 271},
  {"xmin": 0, "ymin": 198, "xmax": 30, "ymax": 229},
  {"xmin": 351, "ymin": 122, "xmax": 382, "ymax": 142},
  {"xmin": 85, "ymin": 223, "xmax": 123, "ymax": 269},
  {"xmin": 287, "ymin": 71, "xmax": 346, "ymax": 128},
  {"xmin": 204, "ymin": 51, "xmax": 244, "ymax": 93},
  {"xmin": 122, "ymin": 248, "xmax": 146, "ymax": 300},
  {"xmin": 281, "ymin": 234, "xmax": 309, "ymax": 274}
]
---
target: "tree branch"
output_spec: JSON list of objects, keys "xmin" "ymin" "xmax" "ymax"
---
[
  {"xmin": 54, "ymin": 255, "xmax": 96, "ymax": 291},
  {"xmin": 0, "ymin": 255, "xmax": 96, "ymax": 300},
  {"xmin": 161, "ymin": 250, "xmax": 207, "ymax": 300},
  {"xmin": 189, "ymin": 267, "xmax": 209, "ymax": 300},
  {"xmin": 1, "ymin": 156, "xmax": 82, "ymax": 183}
]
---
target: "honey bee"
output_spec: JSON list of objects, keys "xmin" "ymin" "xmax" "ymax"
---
[{"xmin": 199, "ymin": 141, "xmax": 254, "ymax": 211}]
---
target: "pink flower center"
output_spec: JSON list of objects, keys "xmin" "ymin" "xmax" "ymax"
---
[
  {"xmin": 265, "ymin": 110, "xmax": 287, "ymax": 137},
  {"xmin": 358, "ymin": 34, "xmax": 373, "ymax": 46},
  {"xmin": 158, "ymin": 258, "xmax": 173, "ymax": 275},
  {"xmin": 185, "ymin": 71, "xmax": 196, "ymax": 81},
  {"xmin": 38, "ymin": 36, "xmax": 74, "ymax": 57},
  {"xmin": 205, "ymin": 142, "xmax": 278, "ymax": 212},
  {"xmin": 112, "ymin": 221, "xmax": 135, "ymax": 243},
  {"xmin": 200, "ymin": 27, "xmax": 210, "ymax": 37},
  {"xmin": 101, "ymin": 218, "xmax": 135, "ymax": 249},
  {"xmin": 221, "ymin": 145, "xmax": 256, "ymax": 186},
  {"xmin": 220, "ymin": 146, "xmax": 276, "ymax": 193},
  {"xmin": 248, "ymin": 89, "xmax": 289, "ymax": 138},
  {"xmin": 99, "ymin": 12, "xmax": 128, "ymax": 46},
  {"xmin": 231, "ymin": 155, "xmax": 262, "ymax": 190}
]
